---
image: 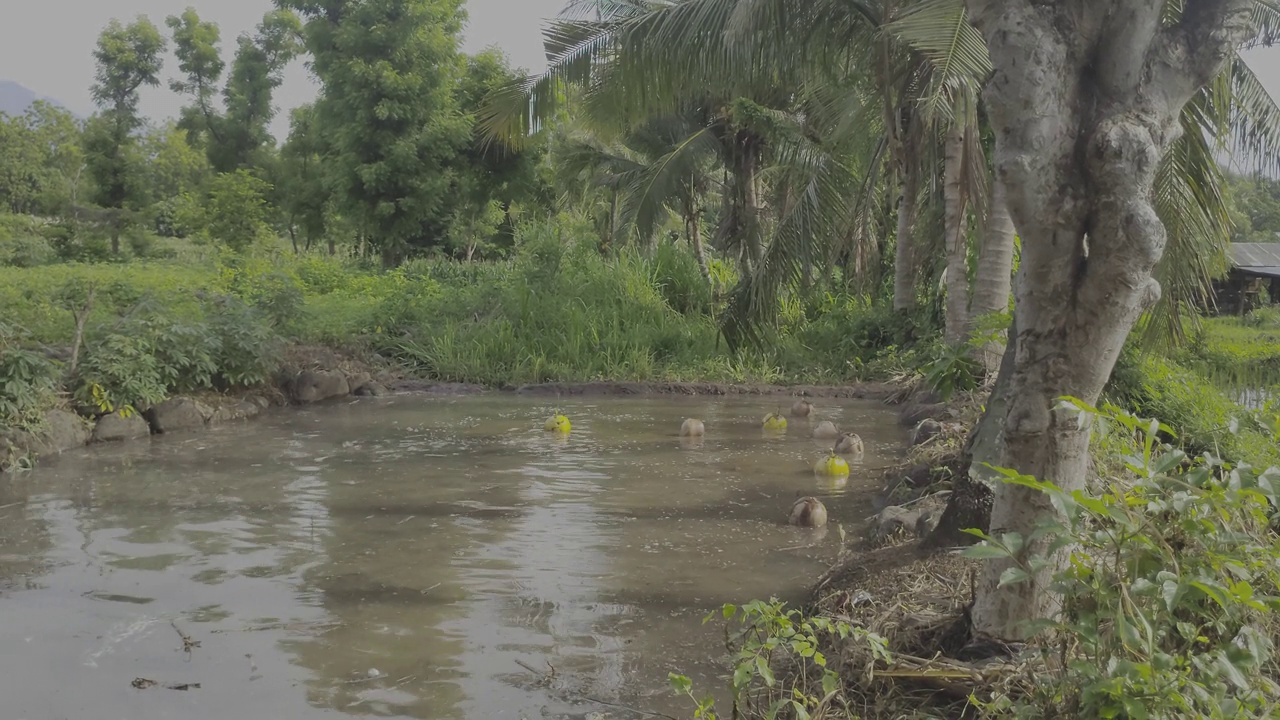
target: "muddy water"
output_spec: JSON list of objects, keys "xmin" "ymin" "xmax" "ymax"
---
[{"xmin": 0, "ymin": 394, "xmax": 905, "ymax": 719}]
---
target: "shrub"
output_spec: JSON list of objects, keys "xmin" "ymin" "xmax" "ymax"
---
[
  {"xmin": 968, "ymin": 400, "xmax": 1280, "ymax": 719},
  {"xmin": 0, "ymin": 323, "xmax": 59, "ymax": 430},
  {"xmin": 205, "ymin": 295, "xmax": 280, "ymax": 388},
  {"xmin": 74, "ymin": 332, "xmax": 168, "ymax": 414},
  {"xmin": 668, "ymin": 599, "xmax": 891, "ymax": 719}
]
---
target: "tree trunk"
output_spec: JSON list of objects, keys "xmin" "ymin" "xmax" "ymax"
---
[
  {"xmin": 892, "ymin": 161, "xmax": 919, "ymax": 312},
  {"xmin": 943, "ymin": 121, "xmax": 971, "ymax": 345},
  {"xmin": 965, "ymin": 0, "xmax": 1254, "ymax": 642},
  {"xmin": 970, "ymin": 176, "xmax": 1017, "ymax": 370},
  {"xmin": 328, "ymin": 236, "xmax": 335, "ymax": 256},
  {"xmin": 971, "ymin": 177, "xmax": 1015, "ymax": 318},
  {"xmin": 922, "ymin": 312, "xmax": 1016, "ymax": 550},
  {"xmin": 744, "ymin": 153, "xmax": 763, "ymax": 267}
]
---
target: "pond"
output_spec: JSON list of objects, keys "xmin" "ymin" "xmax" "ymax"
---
[{"xmin": 0, "ymin": 393, "xmax": 905, "ymax": 719}]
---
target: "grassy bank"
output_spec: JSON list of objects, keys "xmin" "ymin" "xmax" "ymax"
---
[{"xmin": 1, "ymin": 214, "xmax": 933, "ymax": 436}]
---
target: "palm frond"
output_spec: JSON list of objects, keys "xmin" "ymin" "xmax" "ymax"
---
[
  {"xmin": 1225, "ymin": 55, "xmax": 1280, "ymax": 177},
  {"xmin": 621, "ymin": 122, "xmax": 719, "ymax": 241},
  {"xmin": 1143, "ymin": 94, "xmax": 1234, "ymax": 349},
  {"xmin": 883, "ymin": 0, "xmax": 990, "ymax": 124}
]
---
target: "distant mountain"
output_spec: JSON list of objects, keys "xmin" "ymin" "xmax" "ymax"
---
[{"xmin": 0, "ymin": 80, "xmax": 74, "ymax": 118}]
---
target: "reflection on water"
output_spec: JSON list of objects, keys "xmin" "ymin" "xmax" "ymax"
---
[{"xmin": 0, "ymin": 394, "xmax": 904, "ymax": 719}]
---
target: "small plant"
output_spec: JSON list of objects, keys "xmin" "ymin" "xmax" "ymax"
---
[
  {"xmin": 0, "ymin": 323, "xmax": 58, "ymax": 431},
  {"xmin": 669, "ymin": 599, "xmax": 890, "ymax": 719},
  {"xmin": 74, "ymin": 332, "xmax": 167, "ymax": 414},
  {"xmin": 964, "ymin": 399, "xmax": 1280, "ymax": 719},
  {"xmin": 919, "ymin": 341, "xmax": 982, "ymax": 401}
]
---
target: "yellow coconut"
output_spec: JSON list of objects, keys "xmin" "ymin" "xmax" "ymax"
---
[
  {"xmin": 815, "ymin": 474, "xmax": 848, "ymax": 492},
  {"xmin": 543, "ymin": 414, "xmax": 571, "ymax": 433},
  {"xmin": 813, "ymin": 452, "xmax": 850, "ymax": 478},
  {"xmin": 812, "ymin": 420, "xmax": 839, "ymax": 440},
  {"xmin": 762, "ymin": 413, "xmax": 788, "ymax": 431},
  {"xmin": 789, "ymin": 497, "xmax": 828, "ymax": 528},
  {"xmin": 680, "ymin": 418, "xmax": 705, "ymax": 437},
  {"xmin": 834, "ymin": 432, "xmax": 864, "ymax": 457},
  {"xmin": 790, "ymin": 399, "xmax": 813, "ymax": 417}
]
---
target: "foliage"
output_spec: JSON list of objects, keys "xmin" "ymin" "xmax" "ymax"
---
[
  {"xmin": 0, "ymin": 323, "xmax": 58, "ymax": 431},
  {"xmin": 1226, "ymin": 172, "xmax": 1280, "ymax": 243},
  {"xmin": 966, "ymin": 400, "xmax": 1280, "ymax": 719},
  {"xmin": 0, "ymin": 102, "xmax": 85, "ymax": 216},
  {"xmin": 286, "ymin": 0, "xmax": 471, "ymax": 264},
  {"xmin": 196, "ymin": 170, "xmax": 274, "ymax": 251},
  {"xmin": 85, "ymin": 16, "xmax": 166, "ymax": 251},
  {"xmin": 1107, "ymin": 345, "xmax": 1280, "ymax": 469},
  {"xmin": 168, "ymin": 8, "xmax": 302, "ymax": 173},
  {"xmin": 668, "ymin": 599, "xmax": 890, "ymax": 719}
]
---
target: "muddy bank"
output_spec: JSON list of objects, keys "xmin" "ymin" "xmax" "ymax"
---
[{"xmin": 504, "ymin": 380, "xmax": 899, "ymax": 399}]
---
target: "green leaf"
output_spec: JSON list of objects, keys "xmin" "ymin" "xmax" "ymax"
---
[
  {"xmin": 821, "ymin": 669, "xmax": 839, "ymax": 697},
  {"xmin": 962, "ymin": 542, "xmax": 1012, "ymax": 560},
  {"xmin": 668, "ymin": 672, "xmax": 692, "ymax": 694},
  {"xmin": 998, "ymin": 566, "xmax": 1032, "ymax": 588},
  {"xmin": 755, "ymin": 655, "xmax": 776, "ymax": 687},
  {"xmin": 722, "ymin": 603, "xmax": 738, "ymax": 620},
  {"xmin": 1000, "ymin": 532, "xmax": 1025, "ymax": 556},
  {"xmin": 1217, "ymin": 652, "xmax": 1250, "ymax": 690},
  {"xmin": 1162, "ymin": 580, "xmax": 1181, "ymax": 612}
]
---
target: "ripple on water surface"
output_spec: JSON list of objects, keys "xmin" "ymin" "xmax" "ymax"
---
[{"xmin": 0, "ymin": 394, "xmax": 905, "ymax": 719}]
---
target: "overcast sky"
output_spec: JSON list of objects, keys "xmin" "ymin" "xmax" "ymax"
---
[{"xmin": 3, "ymin": 0, "xmax": 1279, "ymax": 156}]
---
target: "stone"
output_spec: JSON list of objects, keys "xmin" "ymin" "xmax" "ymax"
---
[
  {"xmin": 874, "ymin": 505, "xmax": 922, "ymax": 539},
  {"xmin": 910, "ymin": 419, "xmax": 943, "ymax": 446},
  {"xmin": 290, "ymin": 370, "xmax": 350, "ymax": 404},
  {"xmin": 92, "ymin": 411, "xmax": 151, "ymax": 442},
  {"xmin": 31, "ymin": 409, "xmax": 92, "ymax": 455},
  {"xmin": 146, "ymin": 397, "xmax": 213, "ymax": 434},
  {"xmin": 353, "ymin": 382, "xmax": 388, "ymax": 397},
  {"xmin": 345, "ymin": 372, "xmax": 372, "ymax": 394},
  {"xmin": 247, "ymin": 394, "xmax": 271, "ymax": 410},
  {"xmin": 873, "ymin": 493, "xmax": 950, "ymax": 541},
  {"xmin": 209, "ymin": 401, "xmax": 262, "ymax": 425},
  {"xmin": 900, "ymin": 401, "xmax": 949, "ymax": 427}
]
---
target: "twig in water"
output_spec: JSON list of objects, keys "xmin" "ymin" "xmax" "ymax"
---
[
  {"xmin": 512, "ymin": 658, "xmax": 678, "ymax": 720},
  {"xmin": 170, "ymin": 621, "xmax": 201, "ymax": 658}
]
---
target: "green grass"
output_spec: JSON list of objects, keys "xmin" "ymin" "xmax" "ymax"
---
[
  {"xmin": 1107, "ymin": 345, "xmax": 1280, "ymax": 469},
  {"xmin": 1180, "ymin": 310, "xmax": 1280, "ymax": 393},
  {"xmin": 2, "ymin": 213, "xmax": 914, "ymax": 427}
]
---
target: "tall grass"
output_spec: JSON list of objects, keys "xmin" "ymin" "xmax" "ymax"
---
[{"xmin": 1, "ymin": 214, "xmax": 886, "ymax": 399}]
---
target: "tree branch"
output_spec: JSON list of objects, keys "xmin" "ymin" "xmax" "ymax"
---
[
  {"xmin": 1096, "ymin": 0, "xmax": 1165, "ymax": 101},
  {"xmin": 1151, "ymin": 0, "xmax": 1255, "ymax": 110}
]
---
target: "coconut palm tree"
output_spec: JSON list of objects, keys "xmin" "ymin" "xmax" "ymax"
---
[
  {"xmin": 482, "ymin": 0, "xmax": 1280, "ymax": 355},
  {"xmin": 554, "ymin": 110, "xmax": 721, "ymax": 277}
]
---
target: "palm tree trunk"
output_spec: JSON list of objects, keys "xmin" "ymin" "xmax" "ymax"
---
[
  {"xmin": 892, "ymin": 161, "xmax": 919, "ymax": 311},
  {"xmin": 970, "ymin": 177, "xmax": 1016, "ymax": 370},
  {"xmin": 688, "ymin": 213, "xmax": 710, "ymax": 282},
  {"xmin": 743, "ymin": 150, "xmax": 763, "ymax": 267},
  {"xmin": 943, "ymin": 122, "xmax": 970, "ymax": 344}
]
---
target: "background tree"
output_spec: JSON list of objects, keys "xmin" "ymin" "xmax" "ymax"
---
[
  {"xmin": 451, "ymin": 49, "xmax": 553, "ymax": 258},
  {"xmin": 168, "ymin": 9, "xmax": 301, "ymax": 174},
  {"xmin": 83, "ymin": 16, "xmax": 166, "ymax": 254},
  {"xmin": 167, "ymin": 8, "xmax": 225, "ymax": 151},
  {"xmin": 284, "ymin": 0, "xmax": 471, "ymax": 266},
  {"xmin": 277, "ymin": 103, "xmax": 333, "ymax": 254},
  {"xmin": 214, "ymin": 10, "xmax": 302, "ymax": 173}
]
